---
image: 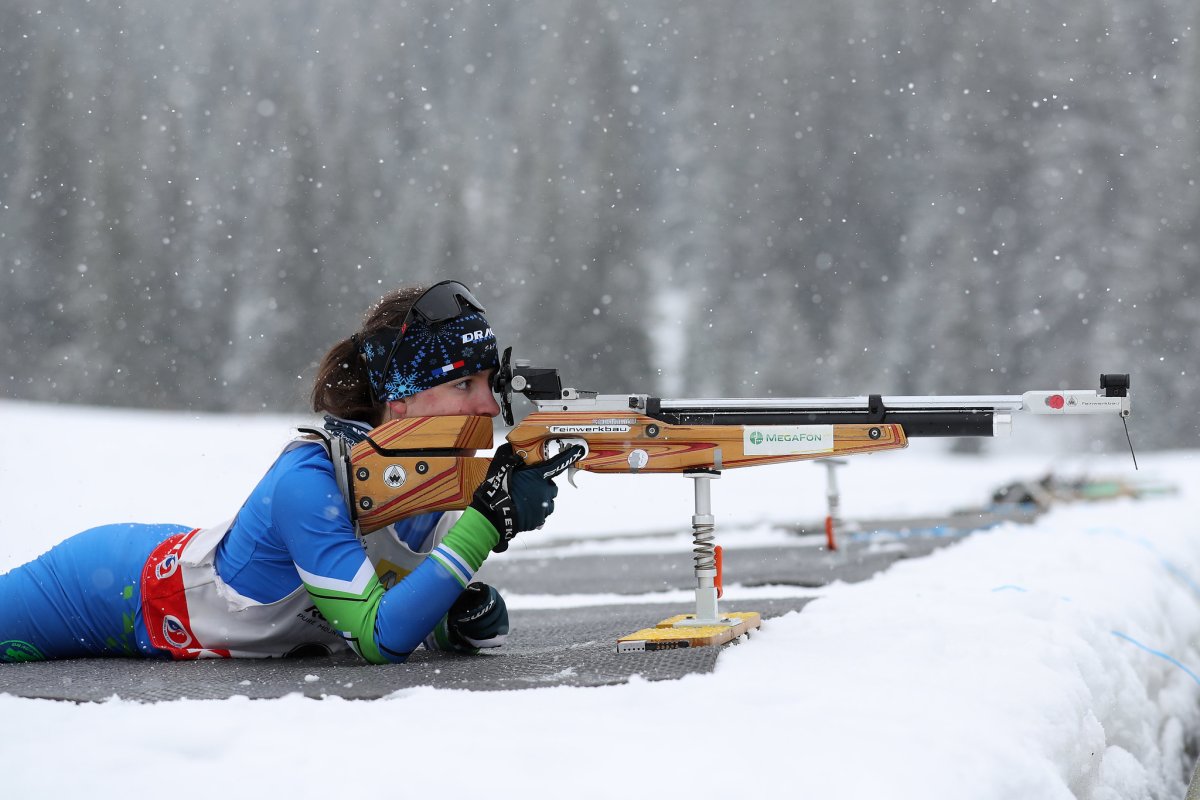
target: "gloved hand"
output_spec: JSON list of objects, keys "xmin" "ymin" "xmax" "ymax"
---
[
  {"xmin": 447, "ymin": 582, "xmax": 509, "ymax": 650},
  {"xmin": 470, "ymin": 442, "xmax": 585, "ymax": 552}
]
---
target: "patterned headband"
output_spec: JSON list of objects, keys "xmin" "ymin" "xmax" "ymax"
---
[{"xmin": 357, "ymin": 310, "xmax": 499, "ymax": 402}]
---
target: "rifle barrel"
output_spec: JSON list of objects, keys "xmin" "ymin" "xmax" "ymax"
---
[
  {"xmin": 658, "ymin": 395, "xmax": 1027, "ymax": 411},
  {"xmin": 647, "ymin": 388, "xmax": 1128, "ymax": 437},
  {"xmin": 650, "ymin": 403, "xmax": 1003, "ymax": 437}
]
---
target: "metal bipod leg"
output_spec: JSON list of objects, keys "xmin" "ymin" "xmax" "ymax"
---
[{"xmin": 674, "ymin": 470, "xmax": 736, "ymax": 628}]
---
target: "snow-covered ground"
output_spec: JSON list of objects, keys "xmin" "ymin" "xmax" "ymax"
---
[{"xmin": 2, "ymin": 399, "xmax": 1198, "ymax": 799}]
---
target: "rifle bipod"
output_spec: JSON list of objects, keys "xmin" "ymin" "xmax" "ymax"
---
[
  {"xmin": 616, "ymin": 469, "xmax": 763, "ymax": 653},
  {"xmin": 676, "ymin": 470, "xmax": 728, "ymax": 627}
]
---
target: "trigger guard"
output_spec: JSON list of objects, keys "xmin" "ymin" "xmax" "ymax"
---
[{"xmin": 543, "ymin": 437, "xmax": 588, "ymax": 462}]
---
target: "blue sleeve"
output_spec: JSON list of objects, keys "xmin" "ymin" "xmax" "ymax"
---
[{"xmin": 271, "ymin": 452, "xmax": 497, "ymax": 663}]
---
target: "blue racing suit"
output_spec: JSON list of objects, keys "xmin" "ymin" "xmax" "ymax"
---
[{"xmin": 0, "ymin": 441, "xmax": 500, "ymax": 663}]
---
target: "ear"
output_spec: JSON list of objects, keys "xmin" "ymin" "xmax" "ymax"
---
[{"xmin": 384, "ymin": 399, "xmax": 409, "ymax": 421}]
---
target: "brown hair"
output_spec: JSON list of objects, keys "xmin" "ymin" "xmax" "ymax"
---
[{"xmin": 310, "ymin": 286, "xmax": 425, "ymax": 425}]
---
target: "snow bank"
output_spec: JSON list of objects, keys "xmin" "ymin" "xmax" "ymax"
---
[{"xmin": 4, "ymin": 498, "xmax": 1199, "ymax": 798}]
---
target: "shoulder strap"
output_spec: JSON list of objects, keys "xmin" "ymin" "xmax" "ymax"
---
[{"xmin": 296, "ymin": 427, "xmax": 358, "ymax": 534}]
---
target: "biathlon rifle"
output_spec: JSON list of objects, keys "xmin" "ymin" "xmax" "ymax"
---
[{"xmin": 331, "ymin": 348, "xmax": 1133, "ymax": 534}]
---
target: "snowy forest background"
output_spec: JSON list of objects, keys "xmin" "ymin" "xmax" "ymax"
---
[{"xmin": 0, "ymin": 0, "xmax": 1196, "ymax": 449}]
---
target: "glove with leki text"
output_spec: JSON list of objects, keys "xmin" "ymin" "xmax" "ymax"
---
[
  {"xmin": 470, "ymin": 442, "xmax": 584, "ymax": 552},
  {"xmin": 447, "ymin": 582, "xmax": 509, "ymax": 650}
]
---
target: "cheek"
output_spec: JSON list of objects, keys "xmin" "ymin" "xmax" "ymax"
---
[{"xmin": 434, "ymin": 387, "xmax": 474, "ymax": 414}]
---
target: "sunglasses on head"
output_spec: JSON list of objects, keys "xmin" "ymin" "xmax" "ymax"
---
[{"xmin": 402, "ymin": 280, "xmax": 486, "ymax": 331}]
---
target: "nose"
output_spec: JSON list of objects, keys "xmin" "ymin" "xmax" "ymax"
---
[{"xmin": 476, "ymin": 390, "xmax": 501, "ymax": 418}]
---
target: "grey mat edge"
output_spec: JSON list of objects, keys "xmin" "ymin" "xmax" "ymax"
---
[{"xmin": 0, "ymin": 599, "xmax": 810, "ymax": 703}]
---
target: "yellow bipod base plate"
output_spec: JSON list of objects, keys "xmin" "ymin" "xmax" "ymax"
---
[{"xmin": 616, "ymin": 611, "xmax": 762, "ymax": 653}]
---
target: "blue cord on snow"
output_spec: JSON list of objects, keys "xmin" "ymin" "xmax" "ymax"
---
[
  {"xmin": 1086, "ymin": 526, "xmax": 1200, "ymax": 601},
  {"xmin": 1111, "ymin": 630, "xmax": 1200, "ymax": 689}
]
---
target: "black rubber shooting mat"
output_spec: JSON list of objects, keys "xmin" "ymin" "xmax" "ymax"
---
[
  {"xmin": 0, "ymin": 598, "xmax": 807, "ymax": 702},
  {"xmin": 1, "ymin": 507, "xmax": 1035, "ymax": 702}
]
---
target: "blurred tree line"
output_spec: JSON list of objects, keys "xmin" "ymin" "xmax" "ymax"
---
[{"xmin": 0, "ymin": 0, "xmax": 1195, "ymax": 448}]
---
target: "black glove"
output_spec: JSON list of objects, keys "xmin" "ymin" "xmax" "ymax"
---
[
  {"xmin": 447, "ymin": 582, "xmax": 509, "ymax": 649},
  {"xmin": 470, "ymin": 442, "xmax": 585, "ymax": 552}
]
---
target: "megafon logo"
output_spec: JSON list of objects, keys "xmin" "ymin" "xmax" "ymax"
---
[
  {"xmin": 762, "ymin": 432, "xmax": 825, "ymax": 443},
  {"xmin": 461, "ymin": 328, "xmax": 495, "ymax": 344},
  {"xmin": 744, "ymin": 425, "xmax": 834, "ymax": 455}
]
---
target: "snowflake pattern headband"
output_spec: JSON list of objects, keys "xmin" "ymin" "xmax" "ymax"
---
[{"xmin": 357, "ymin": 309, "xmax": 498, "ymax": 403}]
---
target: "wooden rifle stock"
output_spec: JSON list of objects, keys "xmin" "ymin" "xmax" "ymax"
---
[
  {"xmin": 505, "ymin": 413, "xmax": 907, "ymax": 471},
  {"xmin": 349, "ymin": 416, "xmax": 492, "ymax": 533},
  {"xmin": 346, "ymin": 413, "xmax": 908, "ymax": 531}
]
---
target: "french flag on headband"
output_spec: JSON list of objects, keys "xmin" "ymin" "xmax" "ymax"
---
[{"xmin": 433, "ymin": 360, "xmax": 466, "ymax": 377}]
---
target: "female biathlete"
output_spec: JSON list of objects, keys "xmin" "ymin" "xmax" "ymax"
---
[{"xmin": 0, "ymin": 280, "xmax": 580, "ymax": 664}]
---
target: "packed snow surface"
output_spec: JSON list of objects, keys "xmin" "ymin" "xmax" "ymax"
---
[{"xmin": 1, "ymin": 400, "xmax": 1198, "ymax": 798}]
